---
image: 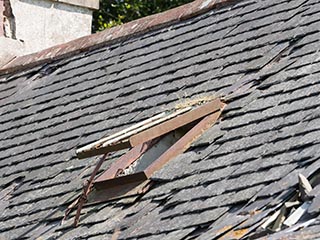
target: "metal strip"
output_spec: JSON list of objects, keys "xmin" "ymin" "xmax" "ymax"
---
[
  {"xmin": 130, "ymin": 98, "xmax": 222, "ymax": 147},
  {"xmin": 73, "ymin": 153, "xmax": 108, "ymax": 226},
  {"xmin": 94, "ymin": 139, "xmax": 157, "ymax": 183},
  {"xmin": 144, "ymin": 110, "xmax": 222, "ymax": 178}
]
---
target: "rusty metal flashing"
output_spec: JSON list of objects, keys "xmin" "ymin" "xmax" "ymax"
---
[
  {"xmin": 90, "ymin": 99, "xmax": 224, "ymax": 190},
  {"xmin": 95, "ymin": 171, "xmax": 148, "ymax": 190},
  {"xmin": 0, "ymin": 0, "xmax": 240, "ymax": 75},
  {"xmin": 73, "ymin": 153, "xmax": 109, "ymax": 226}
]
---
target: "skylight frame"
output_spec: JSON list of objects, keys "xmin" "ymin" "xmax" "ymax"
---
[
  {"xmin": 70, "ymin": 98, "xmax": 225, "ymax": 226},
  {"xmin": 92, "ymin": 109, "xmax": 224, "ymax": 191}
]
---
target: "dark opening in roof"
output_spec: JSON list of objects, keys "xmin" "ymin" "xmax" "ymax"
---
[{"xmin": 67, "ymin": 98, "xmax": 225, "ymax": 226}]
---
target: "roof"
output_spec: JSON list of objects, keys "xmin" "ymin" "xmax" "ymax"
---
[{"xmin": 1, "ymin": 0, "xmax": 320, "ymax": 239}]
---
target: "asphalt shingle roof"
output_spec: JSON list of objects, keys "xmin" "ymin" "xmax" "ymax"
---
[{"xmin": 1, "ymin": 0, "xmax": 320, "ymax": 239}]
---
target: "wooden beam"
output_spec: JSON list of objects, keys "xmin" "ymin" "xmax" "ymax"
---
[
  {"xmin": 130, "ymin": 98, "xmax": 222, "ymax": 147},
  {"xmin": 100, "ymin": 107, "xmax": 190, "ymax": 148},
  {"xmin": 77, "ymin": 141, "xmax": 131, "ymax": 159},
  {"xmin": 76, "ymin": 113, "xmax": 165, "ymax": 157}
]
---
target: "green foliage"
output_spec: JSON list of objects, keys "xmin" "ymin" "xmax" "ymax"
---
[{"xmin": 92, "ymin": 0, "xmax": 194, "ymax": 32}]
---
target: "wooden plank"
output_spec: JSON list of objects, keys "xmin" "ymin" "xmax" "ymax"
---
[
  {"xmin": 144, "ymin": 110, "xmax": 222, "ymax": 178},
  {"xmin": 130, "ymin": 98, "xmax": 222, "ymax": 147},
  {"xmin": 77, "ymin": 107, "xmax": 191, "ymax": 159},
  {"xmin": 76, "ymin": 112, "xmax": 165, "ymax": 157},
  {"xmin": 95, "ymin": 140, "xmax": 156, "ymax": 182},
  {"xmin": 100, "ymin": 107, "xmax": 190, "ymax": 148},
  {"xmin": 261, "ymin": 209, "xmax": 281, "ymax": 229},
  {"xmin": 77, "ymin": 141, "xmax": 131, "ymax": 159}
]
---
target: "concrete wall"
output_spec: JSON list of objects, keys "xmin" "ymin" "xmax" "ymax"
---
[
  {"xmin": 9, "ymin": 0, "xmax": 95, "ymax": 54},
  {"xmin": 0, "ymin": 36, "xmax": 24, "ymax": 67}
]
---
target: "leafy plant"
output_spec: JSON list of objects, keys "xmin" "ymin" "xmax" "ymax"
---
[{"xmin": 92, "ymin": 0, "xmax": 193, "ymax": 32}]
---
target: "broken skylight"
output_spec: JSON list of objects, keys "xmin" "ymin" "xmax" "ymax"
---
[{"xmin": 67, "ymin": 98, "xmax": 225, "ymax": 226}]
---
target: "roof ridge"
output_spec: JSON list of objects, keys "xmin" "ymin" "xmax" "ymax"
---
[{"xmin": 0, "ymin": 0, "xmax": 239, "ymax": 76}]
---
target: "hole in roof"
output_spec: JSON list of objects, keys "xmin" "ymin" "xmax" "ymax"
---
[{"xmin": 63, "ymin": 97, "xmax": 225, "ymax": 227}]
